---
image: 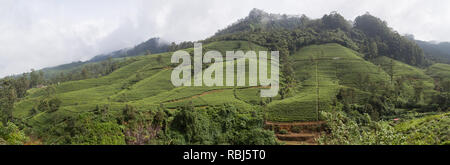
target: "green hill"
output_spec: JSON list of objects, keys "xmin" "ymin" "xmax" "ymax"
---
[
  {"xmin": 266, "ymin": 43, "xmax": 391, "ymax": 122},
  {"xmin": 13, "ymin": 41, "xmax": 268, "ymax": 124},
  {"xmin": 372, "ymin": 56, "xmax": 436, "ymax": 103},
  {"xmin": 15, "ymin": 42, "xmax": 444, "ymax": 126}
]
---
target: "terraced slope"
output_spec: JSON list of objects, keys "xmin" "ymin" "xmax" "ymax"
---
[
  {"xmin": 372, "ymin": 56, "xmax": 436, "ymax": 103},
  {"xmin": 266, "ymin": 43, "xmax": 391, "ymax": 122},
  {"xmin": 13, "ymin": 41, "xmax": 270, "ymax": 127},
  {"xmin": 426, "ymin": 63, "xmax": 450, "ymax": 82},
  {"xmin": 15, "ymin": 42, "xmax": 443, "ymax": 130}
]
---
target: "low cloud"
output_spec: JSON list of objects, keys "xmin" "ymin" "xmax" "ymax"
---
[{"xmin": 0, "ymin": 0, "xmax": 449, "ymax": 77}]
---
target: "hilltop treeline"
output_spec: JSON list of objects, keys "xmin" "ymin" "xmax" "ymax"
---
[{"xmin": 210, "ymin": 9, "xmax": 428, "ymax": 67}]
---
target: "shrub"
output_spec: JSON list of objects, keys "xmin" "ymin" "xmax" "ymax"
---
[
  {"xmin": 279, "ymin": 129, "xmax": 289, "ymax": 134},
  {"xmin": 37, "ymin": 97, "xmax": 62, "ymax": 113},
  {"xmin": 0, "ymin": 122, "xmax": 29, "ymax": 145},
  {"xmin": 291, "ymin": 126, "xmax": 301, "ymax": 133}
]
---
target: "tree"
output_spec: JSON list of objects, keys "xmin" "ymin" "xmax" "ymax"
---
[
  {"xmin": 0, "ymin": 122, "xmax": 29, "ymax": 145},
  {"xmin": 387, "ymin": 60, "xmax": 395, "ymax": 84},
  {"xmin": 318, "ymin": 110, "xmax": 405, "ymax": 145},
  {"xmin": 39, "ymin": 70, "xmax": 45, "ymax": 84},
  {"xmin": 368, "ymin": 40, "xmax": 378, "ymax": 59},
  {"xmin": 30, "ymin": 69, "xmax": 39, "ymax": 88},
  {"xmin": 354, "ymin": 73, "xmax": 369, "ymax": 91},
  {"xmin": 0, "ymin": 79, "xmax": 17, "ymax": 124},
  {"xmin": 156, "ymin": 55, "xmax": 163, "ymax": 63},
  {"xmin": 122, "ymin": 104, "xmax": 136, "ymax": 123},
  {"xmin": 322, "ymin": 12, "xmax": 351, "ymax": 31},
  {"xmin": 171, "ymin": 102, "xmax": 201, "ymax": 143},
  {"xmin": 279, "ymin": 57, "xmax": 297, "ymax": 99},
  {"xmin": 81, "ymin": 68, "xmax": 89, "ymax": 79},
  {"xmin": 48, "ymin": 98, "xmax": 62, "ymax": 112},
  {"xmin": 413, "ymin": 81, "xmax": 424, "ymax": 103},
  {"xmin": 13, "ymin": 73, "xmax": 30, "ymax": 98},
  {"xmin": 354, "ymin": 13, "xmax": 389, "ymax": 38},
  {"xmin": 36, "ymin": 97, "xmax": 61, "ymax": 113},
  {"xmin": 44, "ymin": 86, "xmax": 56, "ymax": 97},
  {"xmin": 440, "ymin": 80, "xmax": 450, "ymax": 107}
]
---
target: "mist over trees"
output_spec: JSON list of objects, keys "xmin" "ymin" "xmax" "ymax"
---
[
  {"xmin": 90, "ymin": 38, "xmax": 170, "ymax": 62},
  {"xmin": 211, "ymin": 9, "xmax": 428, "ymax": 67}
]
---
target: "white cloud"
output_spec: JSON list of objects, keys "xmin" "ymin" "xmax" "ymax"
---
[{"xmin": 0, "ymin": 0, "xmax": 449, "ymax": 77}]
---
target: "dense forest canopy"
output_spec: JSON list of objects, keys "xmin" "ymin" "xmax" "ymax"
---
[{"xmin": 211, "ymin": 9, "xmax": 428, "ymax": 67}]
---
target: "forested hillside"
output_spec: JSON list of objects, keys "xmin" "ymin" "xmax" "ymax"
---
[{"xmin": 416, "ymin": 40, "xmax": 450, "ymax": 64}]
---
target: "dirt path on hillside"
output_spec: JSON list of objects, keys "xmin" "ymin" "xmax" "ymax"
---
[
  {"xmin": 164, "ymin": 86, "xmax": 268, "ymax": 104},
  {"xmin": 265, "ymin": 121, "xmax": 326, "ymax": 126},
  {"xmin": 265, "ymin": 121, "xmax": 326, "ymax": 145},
  {"xmin": 164, "ymin": 89, "xmax": 226, "ymax": 103}
]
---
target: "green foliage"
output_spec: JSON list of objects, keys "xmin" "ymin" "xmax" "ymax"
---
[
  {"xmin": 37, "ymin": 97, "xmax": 62, "ymax": 113},
  {"xmin": 395, "ymin": 112, "xmax": 449, "ymax": 145},
  {"xmin": 354, "ymin": 13, "xmax": 427, "ymax": 66},
  {"xmin": 35, "ymin": 112, "xmax": 125, "ymax": 145},
  {"xmin": 0, "ymin": 79, "xmax": 17, "ymax": 124},
  {"xmin": 318, "ymin": 110, "xmax": 406, "ymax": 145},
  {"xmin": 4, "ymin": 9, "xmax": 449, "ymax": 145},
  {"xmin": 321, "ymin": 11, "xmax": 351, "ymax": 31},
  {"xmin": 212, "ymin": 10, "xmax": 427, "ymax": 67},
  {"xmin": 279, "ymin": 129, "xmax": 289, "ymax": 134},
  {"xmin": 168, "ymin": 104, "xmax": 278, "ymax": 145},
  {"xmin": 122, "ymin": 104, "xmax": 137, "ymax": 122},
  {"xmin": 0, "ymin": 122, "xmax": 29, "ymax": 145},
  {"xmin": 69, "ymin": 115, "xmax": 126, "ymax": 145}
]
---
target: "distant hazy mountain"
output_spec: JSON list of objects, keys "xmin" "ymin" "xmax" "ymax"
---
[
  {"xmin": 39, "ymin": 37, "xmax": 170, "ymax": 78},
  {"xmin": 89, "ymin": 37, "xmax": 170, "ymax": 62},
  {"xmin": 415, "ymin": 40, "xmax": 450, "ymax": 64}
]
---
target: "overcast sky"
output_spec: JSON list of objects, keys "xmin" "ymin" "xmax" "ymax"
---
[{"xmin": 1, "ymin": 0, "xmax": 449, "ymax": 77}]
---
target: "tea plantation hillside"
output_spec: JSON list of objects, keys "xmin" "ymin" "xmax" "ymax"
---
[
  {"xmin": 426, "ymin": 63, "xmax": 450, "ymax": 82},
  {"xmin": 266, "ymin": 43, "xmax": 392, "ymax": 122},
  {"xmin": 14, "ymin": 42, "xmax": 447, "ymax": 128},
  {"xmin": 7, "ymin": 42, "xmax": 450, "ymax": 145},
  {"xmin": 372, "ymin": 56, "xmax": 436, "ymax": 103},
  {"xmin": 13, "ymin": 41, "xmax": 272, "ymax": 131}
]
